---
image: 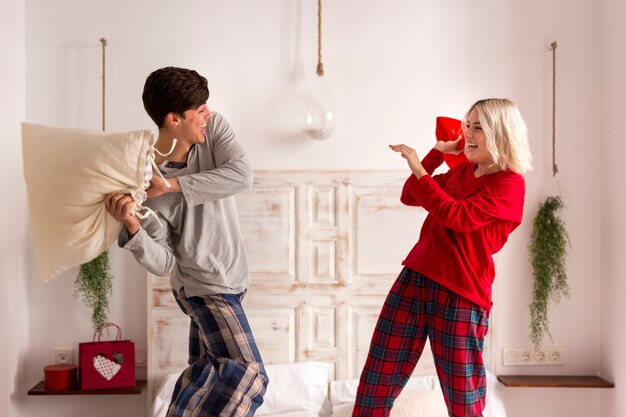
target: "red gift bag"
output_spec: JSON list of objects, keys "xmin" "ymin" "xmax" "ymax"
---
[{"xmin": 79, "ymin": 322, "xmax": 135, "ymax": 390}]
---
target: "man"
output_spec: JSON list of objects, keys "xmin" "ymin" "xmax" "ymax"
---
[{"xmin": 105, "ymin": 66, "xmax": 267, "ymax": 417}]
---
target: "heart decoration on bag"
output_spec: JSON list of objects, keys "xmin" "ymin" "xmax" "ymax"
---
[
  {"xmin": 79, "ymin": 322, "xmax": 135, "ymax": 390},
  {"xmin": 93, "ymin": 353, "xmax": 122, "ymax": 381}
]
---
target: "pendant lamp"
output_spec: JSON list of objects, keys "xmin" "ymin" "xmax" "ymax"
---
[{"xmin": 300, "ymin": 0, "xmax": 337, "ymax": 140}]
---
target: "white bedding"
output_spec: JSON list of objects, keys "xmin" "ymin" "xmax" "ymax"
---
[
  {"xmin": 328, "ymin": 371, "xmax": 507, "ymax": 417},
  {"xmin": 151, "ymin": 362, "xmax": 507, "ymax": 417},
  {"xmin": 153, "ymin": 362, "xmax": 332, "ymax": 417}
]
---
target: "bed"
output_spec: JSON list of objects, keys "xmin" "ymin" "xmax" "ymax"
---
[{"xmin": 147, "ymin": 170, "xmax": 505, "ymax": 417}]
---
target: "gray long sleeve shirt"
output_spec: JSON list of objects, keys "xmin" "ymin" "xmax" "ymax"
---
[{"xmin": 119, "ymin": 112, "xmax": 253, "ymax": 296}]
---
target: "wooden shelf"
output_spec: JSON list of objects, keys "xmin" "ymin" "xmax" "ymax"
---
[
  {"xmin": 27, "ymin": 380, "xmax": 146, "ymax": 395},
  {"xmin": 497, "ymin": 375, "xmax": 614, "ymax": 388}
]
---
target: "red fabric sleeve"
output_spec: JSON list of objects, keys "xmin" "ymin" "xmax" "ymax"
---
[
  {"xmin": 402, "ymin": 172, "xmax": 525, "ymax": 232},
  {"xmin": 400, "ymin": 149, "xmax": 448, "ymax": 206},
  {"xmin": 421, "ymin": 148, "xmax": 445, "ymax": 174}
]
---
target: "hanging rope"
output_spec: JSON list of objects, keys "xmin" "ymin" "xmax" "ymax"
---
[
  {"xmin": 316, "ymin": 0, "xmax": 324, "ymax": 76},
  {"xmin": 100, "ymin": 38, "xmax": 107, "ymax": 132},
  {"xmin": 550, "ymin": 41, "xmax": 558, "ymax": 177},
  {"xmin": 77, "ymin": 37, "xmax": 112, "ymax": 331}
]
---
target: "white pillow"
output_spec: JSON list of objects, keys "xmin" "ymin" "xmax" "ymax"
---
[
  {"xmin": 330, "ymin": 374, "xmax": 437, "ymax": 412},
  {"xmin": 152, "ymin": 371, "xmax": 181, "ymax": 417},
  {"xmin": 484, "ymin": 371, "xmax": 507, "ymax": 417},
  {"xmin": 330, "ymin": 389, "xmax": 448, "ymax": 417},
  {"xmin": 151, "ymin": 362, "xmax": 332, "ymax": 417},
  {"xmin": 21, "ymin": 123, "xmax": 155, "ymax": 280},
  {"xmin": 329, "ymin": 371, "xmax": 507, "ymax": 417},
  {"xmin": 260, "ymin": 411, "xmax": 321, "ymax": 417},
  {"xmin": 256, "ymin": 361, "xmax": 332, "ymax": 417}
]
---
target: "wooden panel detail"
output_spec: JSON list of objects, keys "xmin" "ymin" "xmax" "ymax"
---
[
  {"xmin": 304, "ymin": 305, "xmax": 337, "ymax": 350},
  {"xmin": 244, "ymin": 307, "xmax": 297, "ymax": 364},
  {"xmin": 150, "ymin": 313, "xmax": 189, "ymax": 374},
  {"xmin": 237, "ymin": 186, "xmax": 297, "ymax": 282},
  {"xmin": 308, "ymin": 239, "xmax": 338, "ymax": 283},
  {"xmin": 147, "ymin": 311, "xmax": 189, "ymax": 400},
  {"xmin": 347, "ymin": 305, "xmax": 382, "ymax": 379},
  {"xmin": 151, "ymin": 273, "xmax": 175, "ymax": 308},
  {"xmin": 348, "ymin": 185, "xmax": 427, "ymax": 282},
  {"xmin": 307, "ymin": 184, "xmax": 338, "ymax": 229}
]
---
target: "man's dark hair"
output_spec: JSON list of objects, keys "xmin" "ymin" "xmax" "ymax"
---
[{"xmin": 142, "ymin": 66, "xmax": 210, "ymax": 128}]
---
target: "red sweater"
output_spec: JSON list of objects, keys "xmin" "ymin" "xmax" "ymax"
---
[{"xmin": 400, "ymin": 149, "xmax": 525, "ymax": 310}]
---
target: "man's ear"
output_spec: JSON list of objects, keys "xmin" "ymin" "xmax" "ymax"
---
[{"xmin": 164, "ymin": 112, "xmax": 181, "ymax": 127}]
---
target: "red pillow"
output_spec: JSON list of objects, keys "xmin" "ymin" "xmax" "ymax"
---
[{"xmin": 436, "ymin": 116, "xmax": 469, "ymax": 168}]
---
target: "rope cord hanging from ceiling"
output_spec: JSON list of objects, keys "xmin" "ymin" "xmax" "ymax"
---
[
  {"xmin": 100, "ymin": 38, "xmax": 107, "ymax": 132},
  {"xmin": 316, "ymin": 0, "xmax": 324, "ymax": 76},
  {"xmin": 550, "ymin": 41, "xmax": 558, "ymax": 177}
]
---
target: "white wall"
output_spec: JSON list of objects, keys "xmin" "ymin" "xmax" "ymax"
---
[
  {"xmin": 1, "ymin": 1, "xmax": 29, "ymax": 417},
  {"xmin": 601, "ymin": 0, "xmax": 626, "ymax": 415},
  {"xmin": 12, "ymin": 0, "xmax": 617, "ymax": 416},
  {"xmin": 486, "ymin": 0, "xmax": 607, "ymax": 415}
]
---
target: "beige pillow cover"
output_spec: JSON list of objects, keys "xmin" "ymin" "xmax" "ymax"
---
[
  {"xmin": 22, "ymin": 123, "xmax": 155, "ymax": 281},
  {"xmin": 331, "ymin": 389, "xmax": 448, "ymax": 417}
]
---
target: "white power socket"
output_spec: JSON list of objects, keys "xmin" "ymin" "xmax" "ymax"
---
[
  {"xmin": 502, "ymin": 346, "xmax": 564, "ymax": 366},
  {"xmin": 52, "ymin": 348, "xmax": 74, "ymax": 365}
]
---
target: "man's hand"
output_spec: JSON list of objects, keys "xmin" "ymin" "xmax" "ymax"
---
[
  {"xmin": 104, "ymin": 192, "xmax": 140, "ymax": 236},
  {"xmin": 146, "ymin": 176, "xmax": 180, "ymax": 199},
  {"xmin": 389, "ymin": 144, "xmax": 428, "ymax": 178}
]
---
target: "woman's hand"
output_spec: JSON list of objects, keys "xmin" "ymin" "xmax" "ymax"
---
[
  {"xmin": 389, "ymin": 144, "xmax": 428, "ymax": 178},
  {"xmin": 104, "ymin": 192, "xmax": 140, "ymax": 235},
  {"xmin": 433, "ymin": 136, "xmax": 463, "ymax": 154}
]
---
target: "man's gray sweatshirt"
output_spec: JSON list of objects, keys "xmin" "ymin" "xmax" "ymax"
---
[{"xmin": 119, "ymin": 112, "xmax": 253, "ymax": 296}]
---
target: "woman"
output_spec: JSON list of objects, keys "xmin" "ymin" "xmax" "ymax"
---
[{"xmin": 352, "ymin": 99, "xmax": 532, "ymax": 417}]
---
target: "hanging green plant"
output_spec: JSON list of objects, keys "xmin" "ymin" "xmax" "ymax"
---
[
  {"xmin": 74, "ymin": 251, "xmax": 113, "ymax": 331},
  {"xmin": 528, "ymin": 195, "xmax": 570, "ymax": 349}
]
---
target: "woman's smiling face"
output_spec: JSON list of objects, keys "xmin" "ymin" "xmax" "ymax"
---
[{"xmin": 463, "ymin": 109, "xmax": 492, "ymax": 165}]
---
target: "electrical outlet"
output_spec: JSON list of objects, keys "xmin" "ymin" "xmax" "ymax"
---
[
  {"xmin": 53, "ymin": 348, "xmax": 74, "ymax": 365},
  {"xmin": 135, "ymin": 349, "xmax": 147, "ymax": 366},
  {"xmin": 502, "ymin": 346, "xmax": 564, "ymax": 366}
]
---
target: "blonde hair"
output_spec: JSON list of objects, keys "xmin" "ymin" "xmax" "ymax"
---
[{"xmin": 463, "ymin": 98, "xmax": 533, "ymax": 174}]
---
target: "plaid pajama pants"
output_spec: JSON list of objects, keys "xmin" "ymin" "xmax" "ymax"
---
[
  {"xmin": 167, "ymin": 288, "xmax": 268, "ymax": 417},
  {"xmin": 352, "ymin": 267, "xmax": 489, "ymax": 417}
]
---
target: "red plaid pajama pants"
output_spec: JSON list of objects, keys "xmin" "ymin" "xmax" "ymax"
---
[{"xmin": 352, "ymin": 267, "xmax": 490, "ymax": 417}]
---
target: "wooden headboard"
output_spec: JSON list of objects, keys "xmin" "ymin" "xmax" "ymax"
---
[{"xmin": 147, "ymin": 170, "xmax": 494, "ymax": 401}]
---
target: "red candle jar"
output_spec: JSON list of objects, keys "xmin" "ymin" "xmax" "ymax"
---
[{"xmin": 44, "ymin": 364, "xmax": 78, "ymax": 391}]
